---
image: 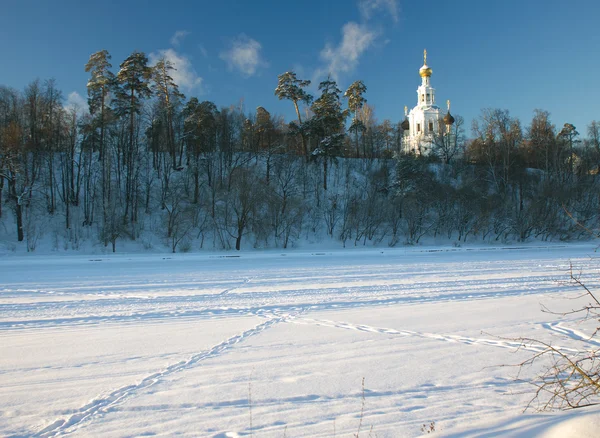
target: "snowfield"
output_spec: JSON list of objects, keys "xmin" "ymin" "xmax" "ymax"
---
[{"xmin": 2, "ymin": 244, "xmax": 600, "ymax": 437}]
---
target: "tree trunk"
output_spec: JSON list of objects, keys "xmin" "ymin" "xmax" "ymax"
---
[
  {"xmin": 10, "ymin": 181, "xmax": 24, "ymax": 242},
  {"xmin": 0, "ymin": 178, "xmax": 4, "ymax": 218},
  {"xmin": 323, "ymin": 158, "xmax": 328, "ymax": 191},
  {"xmin": 99, "ymin": 88, "xmax": 105, "ymax": 162},
  {"xmin": 65, "ymin": 199, "xmax": 70, "ymax": 230},
  {"xmin": 266, "ymin": 154, "xmax": 271, "ymax": 185},
  {"xmin": 16, "ymin": 202, "xmax": 23, "ymax": 242},
  {"xmin": 193, "ymin": 154, "xmax": 200, "ymax": 204},
  {"xmin": 293, "ymin": 101, "xmax": 309, "ymax": 161},
  {"xmin": 48, "ymin": 152, "xmax": 55, "ymax": 214}
]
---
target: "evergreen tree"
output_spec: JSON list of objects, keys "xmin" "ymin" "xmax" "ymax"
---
[
  {"xmin": 274, "ymin": 71, "xmax": 312, "ymax": 159},
  {"xmin": 183, "ymin": 99, "xmax": 217, "ymax": 203},
  {"xmin": 85, "ymin": 50, "xmax": 116, "ymax": 238},
  {"xmin": 310, "ymin": 76, "xmax": 347, "ymax": 190},
  {"xmin": 85, "ymin": 50, "xmax": 115, "ymax": 161},
  {"xmin": 114, "ymin": 51, "xmax": 152, "ymax": 126},
  {"xmin": 558, "ymin": 123, "xmax": 580, "ymax": 176},
  {"xmin": 344, "ymin": 80, "xmax": 367, "ymax": 158},
  {"xmin": 312, "ymin": 76, "xmax": 346, "ymax": 135},
  {"xmin": 113, "ymin": 51, "xmax": 152, "ymax": 228},
  {"xmin": 152, "ymin": 57, "xmax": 185, "ymax": 169}
]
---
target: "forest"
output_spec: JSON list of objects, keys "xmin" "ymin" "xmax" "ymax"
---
[{"xmin": 1, "ymin": 49, "xmax": 599, "ymax": 252}]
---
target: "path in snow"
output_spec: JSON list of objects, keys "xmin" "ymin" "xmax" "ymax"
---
[{"xmin": 34, "ymin": 314, "xmax": 292, "ymax": 437}]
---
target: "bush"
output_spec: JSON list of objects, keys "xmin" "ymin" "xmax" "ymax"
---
[{"xmin": 516, "ymin": 264, "xmax": 600, "ymax": 410}]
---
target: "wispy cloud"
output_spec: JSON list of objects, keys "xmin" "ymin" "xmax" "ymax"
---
[
  {"xmin": 317, "ymin": 22, "xmax": 378, "ymax": 80},
  {"xmin": 64, "ymin": 91, "xmax": 88, "ymax": 116},
  {"xmin": 312, "ymin": 1, "xmax": 397, "ymax": 83},
  {"xmin": 170, "ymin": 30, "xmax": 190, "ymax": 47},
  {"xmin": 149, "ymin": 49, "xmax": 204, "ymax": 93},
  {"xmin": 219, "ymin": 34, "xmax": 267, "ymax": 77},
  {"xmin": 198, "ymin": 44, "xmax": 208, "ymax": 58},
  {"xmin": 358, "ymin": 0, "xmax": 399, "ymax": 22}
]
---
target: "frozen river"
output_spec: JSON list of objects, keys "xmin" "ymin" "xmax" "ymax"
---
[{"xmin": 2, "ymin": 244, "xmax": 599, "ymax": 437}]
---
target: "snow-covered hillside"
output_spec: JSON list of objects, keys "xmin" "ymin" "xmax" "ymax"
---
[{"xmin": 2, "ymin": 244, "xmax": 600, "ymax": 437}]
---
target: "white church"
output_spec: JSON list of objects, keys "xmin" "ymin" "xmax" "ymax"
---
[{"xmin": 401, "ymin": 50, "xmax": 455, "ymax": 155}]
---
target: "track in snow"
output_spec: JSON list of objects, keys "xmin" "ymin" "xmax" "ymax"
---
[
  {"xmin": 290, "ymin": 318, "xmax": 582, "ymax": 354},
  {"xmin": 33, "ymin": 313, "xmax": 292, "ymax": 437}
]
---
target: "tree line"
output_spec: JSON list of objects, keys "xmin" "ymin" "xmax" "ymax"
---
[{"xmin": 0, "ymin": 49, "xmax": 599, "ymax": 252}]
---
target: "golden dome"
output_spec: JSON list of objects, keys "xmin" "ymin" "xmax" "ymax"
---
[
  {"xmin": 419, "ymin": 49, "xmax": 432, "ymax": 77},
  {"xmin": 419, "ymin": 65, "xmax": 432, "ymax": 77}
]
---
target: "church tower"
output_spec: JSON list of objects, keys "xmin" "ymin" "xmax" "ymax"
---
[{"xmin": 402, "ymin": 50, "xmax": 454, "ymax": 155}]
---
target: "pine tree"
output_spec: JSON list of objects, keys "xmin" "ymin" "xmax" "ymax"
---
[
  {"xmin": 310, "ymin": 76, "xmax": 347, "ymax": 190},
  {"xmin": 114, "ymin": 51, "xmax": 152, "ymax": 125},
  {"xmin": 85, "ymin": 51, "xmax": 116, "ymax": 242},
  {"xmin": 152, "ymin": 57, "xmax": 185, "ymax": 169},
  {"xmin": 274, "ymin": 71, "xmax": 312, "ymax": 159},
  {"xmin": 85, "ymin": 50, "xmax": 115, "ymax": 162},
  {"xmin": 113, "ymin": 51, "xmax": 152, "ymax": 229},
  {"xmin": 312, "ymin": 76, "xmax": 346, "ymax": 134},
  {"xmin": 558, "ymin": 123, "xmax": 579, "ymax": 176},
  {"xmin": 183, "ymin": 99, "xmax": 218, "ymax": 203},
  {"xmin": 344, "ymin": 80, "xmax": 367, "ymax": 158}
]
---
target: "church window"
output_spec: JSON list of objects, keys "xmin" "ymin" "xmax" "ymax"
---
[
  {"xmin": 426, "ymin": 93, "xmax": 430, "ymax": 103},
  {"xmin": 417, "ymin": 123, "xmax": 421, "ymax": 133},
  {"xmin": 421, "ymin": 94, "xmax": 424, "ymax": 102},
  {"xmin": 428, "ymin": 122, "xmax": 434, "ymax": 132}
]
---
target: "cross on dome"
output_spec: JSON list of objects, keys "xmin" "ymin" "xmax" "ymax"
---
[{"xmin": 419, "ymin": 49, "xmax": 432, "ymax": 78}]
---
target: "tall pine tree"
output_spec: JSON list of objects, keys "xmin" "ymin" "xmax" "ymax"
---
[
  {"xmin": 344, "ymin": 80, "xmax": 367, "ymax": 158},
  {"xmin": 85, "ymin": 50, "xmax": 115, "ymax": 162},
  {"xmin": 113, "ymin": 51, "xmax": 152, "ymax": 229},
  {"xmin": 152, "ymin": 57, "xmax": 184, "ymax": 169},
  {"xmin": 275, "ymin": 71, "xmax": 312, "ymax": 160},
  {"xmin": 311, "ymin": 76, "xmax": 347, "ymax": 190}
]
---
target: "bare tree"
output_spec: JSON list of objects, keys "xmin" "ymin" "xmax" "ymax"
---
[
  {"xmin": 469, "ymin": 108, "xmax": 523, "ymax": 194},
  {"xmin": 515, "ymin": 263, "xmax": 600, "ymax": 411},
  {"xmin": 221, "ymin": 168, "xmax": 263, "ymax": 250},
  {"xmin": 432, "ymin": 114, "xmax": 465, "ymax": 164},
  {"xmin": 163, "ymin": 178, "xmax": 195, "ymax": 253}
]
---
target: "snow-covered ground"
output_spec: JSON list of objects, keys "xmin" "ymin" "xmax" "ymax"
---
[{"xmin": 2, "ymin": 244, "xmax": 600, "ymax": 437}]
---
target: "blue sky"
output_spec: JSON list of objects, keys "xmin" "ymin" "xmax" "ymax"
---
[{"xmin": 1, "ymin": 0, "xmax": 599, "ymax": 137}]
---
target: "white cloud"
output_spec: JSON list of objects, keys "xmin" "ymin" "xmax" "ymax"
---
[
  {"xmin": 318, "ymin": 22, "xmax": 378, "ymax": 80},
  {"xmin": 64, "ymin": 91, "xmax": 88, "ymax": 116},
  {"xmin": 170, "ymin": 30, "xmax": 190, "ymax": 47},
  {"xmin": 149, "ymin": 49, "xmax": 204, "ymax": 93},
  {"xmin": 198, "ymin": 44, "xmax": 208, "ymax": 58},
  {"xmin": 219, "ymin": 34, "xmax": 267, "ymax": 77},
  {"xmin": 359, "ymin": 0, "xmax": 399, "ymax": 22}
]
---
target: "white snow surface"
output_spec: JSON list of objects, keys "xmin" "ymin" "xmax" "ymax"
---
[{"xmin": 2, "ymin": 244, "xmax": 600, "ymax": 437}]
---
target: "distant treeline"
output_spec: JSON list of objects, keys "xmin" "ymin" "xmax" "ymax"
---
[{"xmin": 0, "ymin": 50, "xmax": 599, "ymax": 252}]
